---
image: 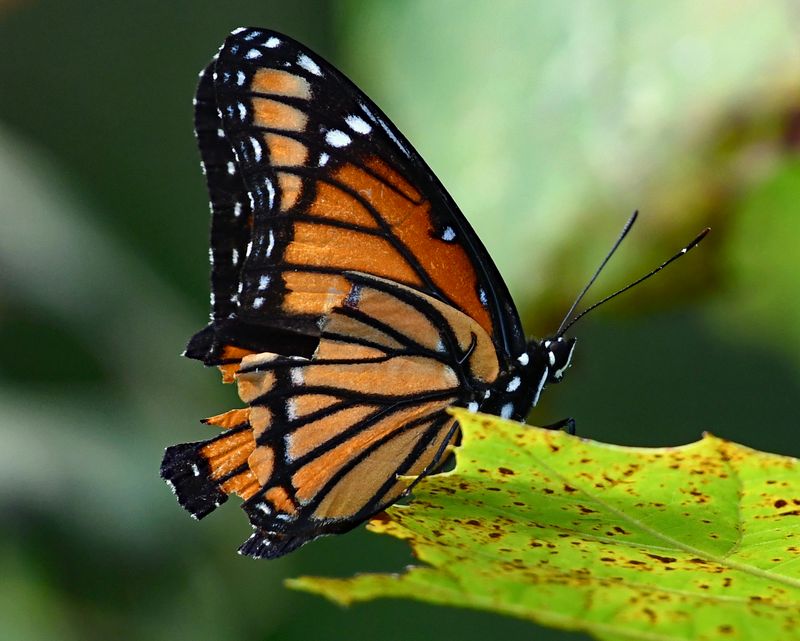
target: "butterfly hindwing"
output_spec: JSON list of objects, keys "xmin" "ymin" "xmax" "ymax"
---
[{"xmin": 163, "ymin": 272, "xmax": 500, "ymax": 558}]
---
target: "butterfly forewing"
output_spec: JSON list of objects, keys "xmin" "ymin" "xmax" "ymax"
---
[{"xmin": 200, "ymin": 27, "xmax": 525, "ymax": 358}]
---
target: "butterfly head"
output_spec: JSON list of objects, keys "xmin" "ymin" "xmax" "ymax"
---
[
  {"xmin": 519, "ymin": 335, "xmax": 576, "ymax": 405},
  {"xmin": 540, "ymin": 336, "xmax": 577, "ymax": 385},
  {"xmin": 487, "ymin": 336, "xmax": 577, "ymax": 417}
]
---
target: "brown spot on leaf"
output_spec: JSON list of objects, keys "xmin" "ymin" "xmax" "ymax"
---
[
  {"xmin": 563, "ymin": 484, "xmax": 578, "ymax": 493},
  {"xmin": 498, "ymin": 467, "xmax": 515, "ymax": 476},
  {"xmin": 775, "ymin": 499, "xmax": 788, "ymax": 508},
  {"xmin": 646, "ymin": 554, "xmax": 677, "ymax": 564}
]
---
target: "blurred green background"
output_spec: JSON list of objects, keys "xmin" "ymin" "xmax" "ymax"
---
[{"xmin": 2, "ymin": 2, "xmax": 800, "ymax": 640}]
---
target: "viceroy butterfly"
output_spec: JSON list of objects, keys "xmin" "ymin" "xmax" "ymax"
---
[{"xmin": 161, "ymin": 27, "xmax": 707, "ymax": 559}]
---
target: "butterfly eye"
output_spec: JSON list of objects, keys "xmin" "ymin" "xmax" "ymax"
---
[{"xmin": 549, "ymin": 337, "xmax": 577, "ymax": 382}]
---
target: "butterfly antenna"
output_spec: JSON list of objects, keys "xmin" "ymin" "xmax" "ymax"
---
[
  {"xmin": 555, "ymin": 210, "xmax": 639, "ymax": 336},
  {"xmin": 557, "ymin": 226, "xmax": 710, "ymax": 336}
]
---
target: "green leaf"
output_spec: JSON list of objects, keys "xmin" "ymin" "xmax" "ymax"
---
[{"xmin": 290, "ymin": 409, "xmax": 800, "ymax": 641}]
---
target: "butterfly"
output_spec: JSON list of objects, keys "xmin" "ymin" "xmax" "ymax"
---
[{"xmin": 160, "ymin": 27, "xmax": 705, "ymax": 559}]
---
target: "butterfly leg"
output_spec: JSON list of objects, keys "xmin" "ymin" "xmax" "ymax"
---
[{"xmin": 541, "ymin": 417, "xmax": 576, "ymax": 435}]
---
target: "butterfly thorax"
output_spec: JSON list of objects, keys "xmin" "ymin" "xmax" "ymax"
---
[{"xmin": 477, "ymin": 336, "xmax": 576, "ymax": 421}]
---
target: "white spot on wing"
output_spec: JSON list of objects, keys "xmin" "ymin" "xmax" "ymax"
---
[
  {"xmin": 266, "ymin": 229, "xmax": 275, "ymax": 256},
  {"xmin": 238, "ymin": 102, "xmax": 247, "ymax": 121},
  {"xmin": 290, "ymin": 367, "xmax": 305, "ymax": 385},
  {"xmin": 253, "ymin": 297, "xmax": 264, "ymax": 309},
  {"xmin": 467, "ymin": 401, "xmax": 479, "ymax": 413},
  {"xmin": 227, "ymin": 161, "xmax": 235, "ymax": 175},
  {"xmin": 441, "ymin": 226, "xmax": 456, "ymax": 241},
  {"xmin": 251, "ymin": 137, "xmax": 263, "ymax": 162},
  {"xmin": 501, "ymin": 403, "xmax": 514, "ymax": 419},
  {"xmin": 231, "ymin": 248, "xmax": 239, "ymax": 265},
  {"xmin": 246, "ymin": 240, "xmax": 253, "ymax": 257},
  {"xmin": 286, "ymin": 399, "xmax": 297, "ymax": 420},
  {"xmin": 191, "ymin": 463, "xmax": 200, "ymax": 477},
  {"xmin": 265, "ymin": 179, "xmax": 275, "ymax": 209},
  {"xmin": 237, "ymin": 70, "xmax": 246, "ymax": 86},
  {"xmin": 231, "ymin": 27, "xmax": 247, "ymax": 35},
  {"xmin": 318, "ymin": 152, "xmax": 329, "ymax": 166},
  {"xmin": 548, "ymin": 351, "xmax": 556, "ymax": 366},
  {"xmin": 517, "ymin": 353, "xmax": 529, "ymax": 366},
  {"xmin": 345, "ymin": 114, "xmax": 372, "ymax": 134},
  {"xmin": 245, "ymin": 49, "xmax": 262, "ymax": 59},
  {"xmin": 506, "ymin": 377, "xmax": 521, "ymax": 393},
  {"xmin": 265, "ymin": 36, "xmax": 281, "ymax": 48},
  {"xmin": 234, "ymin": 201, "xmax": 242, "ymax": 217},
  {"xmin": 478, "ymin": 288, "xmax": 488, "ymax": 307},
  {"xmin": 208, "ymin": 248, "xmax": 214, "ymax": 265},
  {"xmin": 297, "ymin": 53, "xmax": 322, "ymax": 76},
  {"xmin": 258, "ymin": 275, "xmax": 270, "ymax": 290},
  {"xmin": 325, "ymin": 129, "xmax": 351, "ymax": 148}
]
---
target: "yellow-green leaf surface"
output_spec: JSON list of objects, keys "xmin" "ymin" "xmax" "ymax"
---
[{"xmin": 290, "ymin": 410, "xmax": 800, "ymax": 641}]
